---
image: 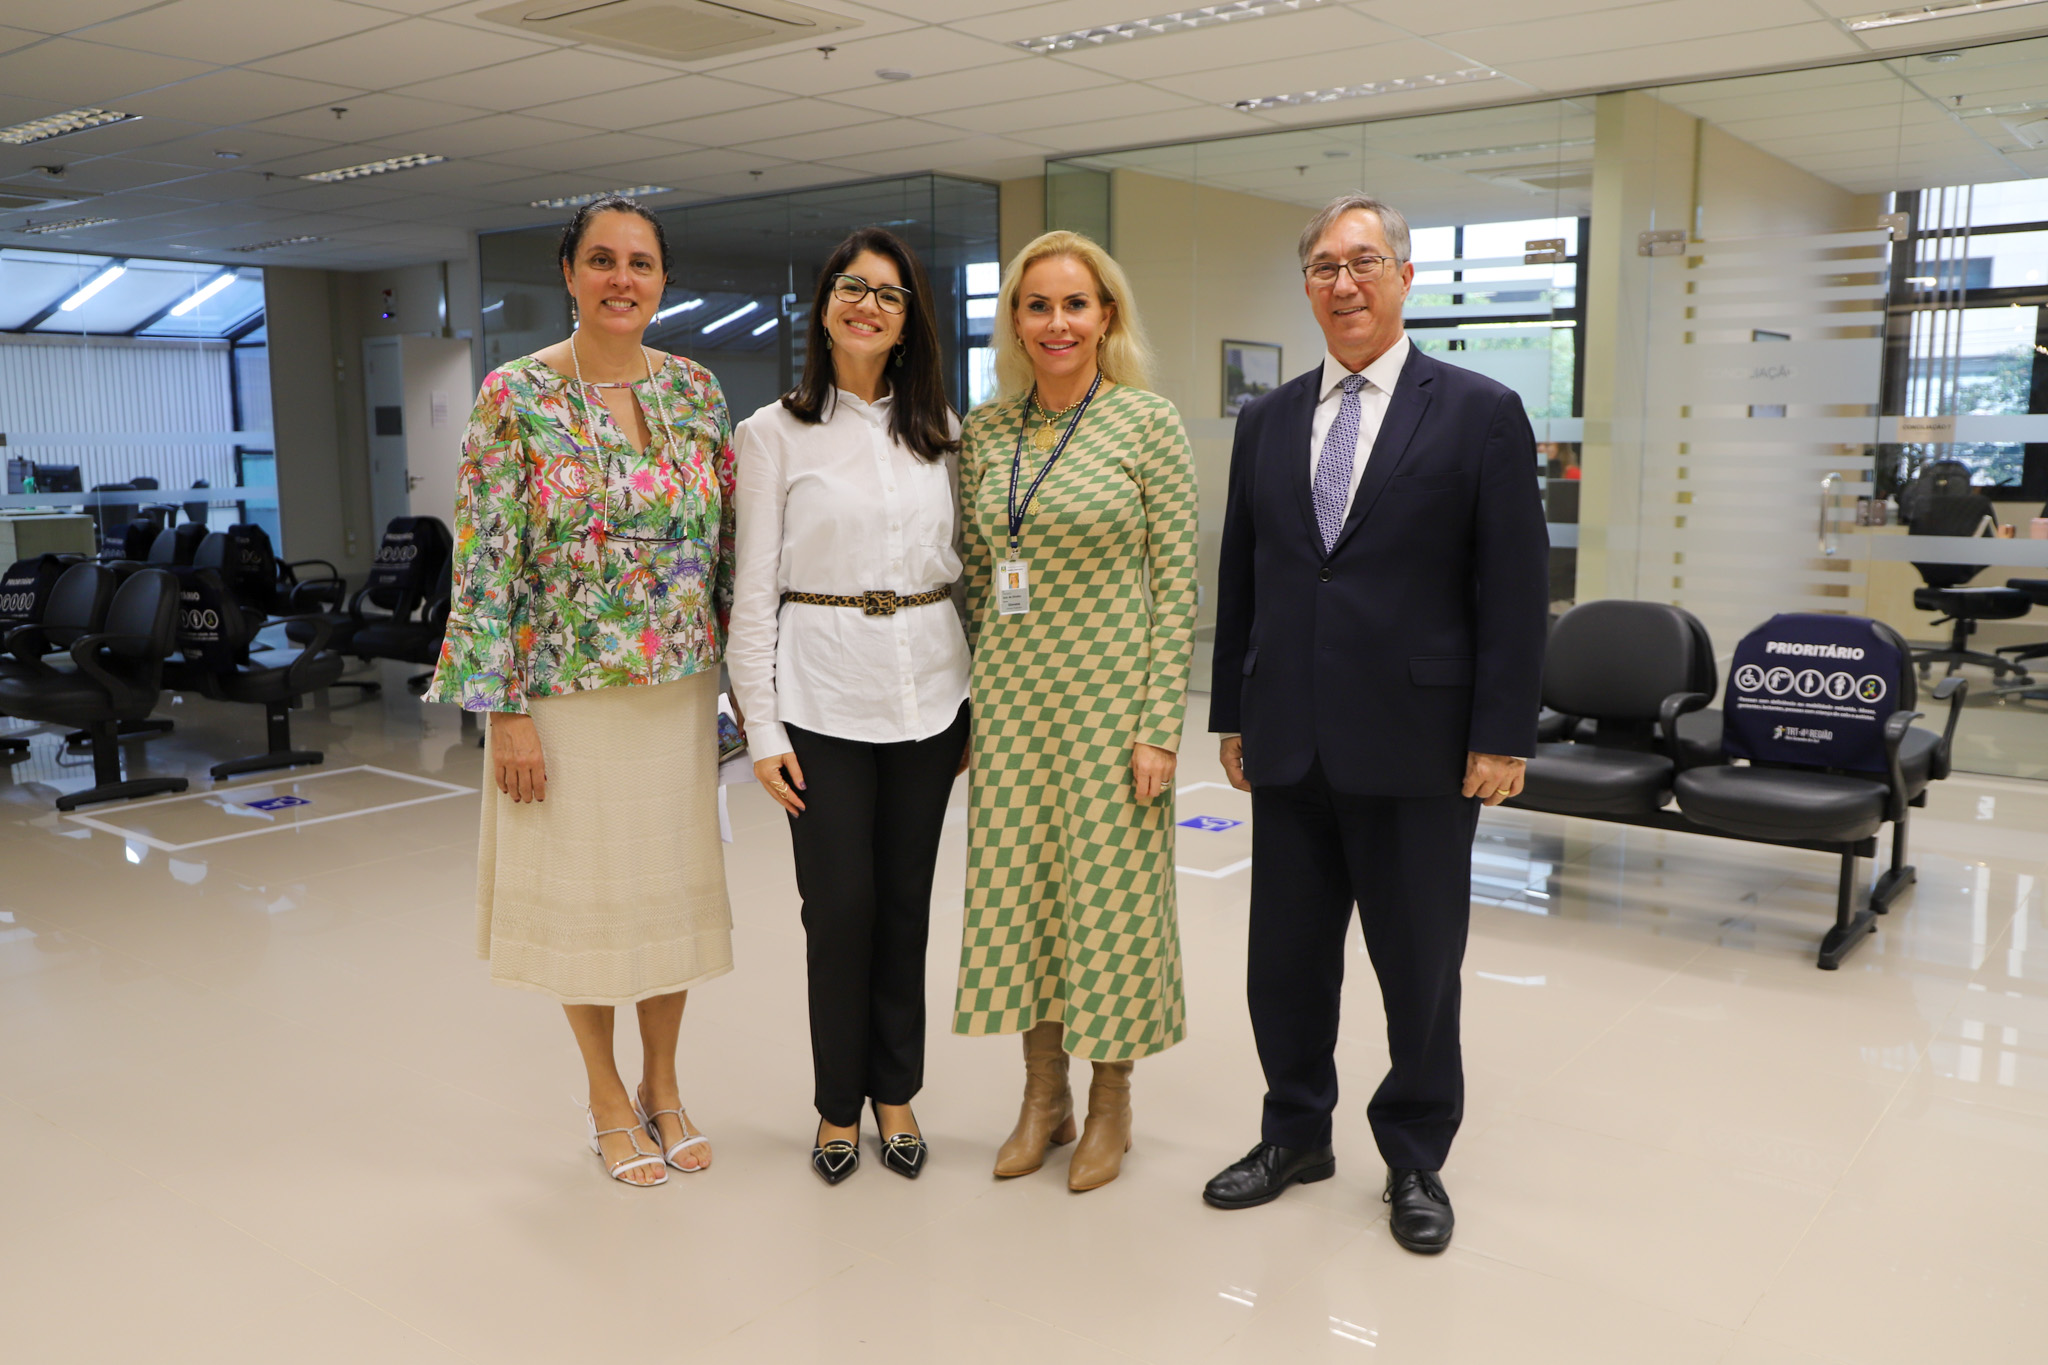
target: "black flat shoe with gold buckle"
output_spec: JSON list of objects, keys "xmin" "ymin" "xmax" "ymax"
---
[
  {"xmin": 812, "ymin": 1123, "xmax": 859, "ymax": 1185},
  {"xmin": 871, "ymin": 1100, "xmax": 929, "ymax": 1179}
]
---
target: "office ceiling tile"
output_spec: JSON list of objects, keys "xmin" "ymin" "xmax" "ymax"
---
[
  {"xmin": 673, "ymin": 162, "xmax": 855, "ymax": 199},
  {"xmin": 1442, "ymin": 0, "xmax": 1820, "ymax": 66},
  {"xmin": 504, "ymin": 131, "xmax": 702, "ymax": 174},
  {"xmin": 0, "ymin": 24, "xmax": 44, "ymax": 57},
  {"xmin": 827, "ymin": 58, "xmax": 1114, "ymax": 118},
  {"xmin": 413, "ymin": 113, "xmax": 600, "ymax": 159},
  {"xmin": 121, "ymin": 69, "xmax": 367, "ymax": 126},
  {"xmin": 939, "ymin": 82, "xmax": 1202, "ymax": 137},
  {"xmin": 1508, "ymin": 25, "xmax": 1865, "ymax": 93},
  {"xmin": 1241, "ymin": 75, "xmax": 1550, "ymax": 128},
  {"xmin": 1355, "ymin": 0, "xmax": 1629, "ymax": 32},
  {"xmin": 1147, "ymin": 38, "xmax": 1464, "ymax": 104},
  {"xmin": 8, "ymin": 0, "xmax": 198, "ymax": 33},
  {"xmin": 732, "ymin": 116, "xmax": 960, "ymax": 163},
  {"xmin": 585, "ymin": 148, "xmax": 795, "ymax": 186},
  {"xmin": 520, "ymin": 76, "xmax": 784, "ymax": 134},
  {"xmin": 0, "ymin": 39, "xmax": 214, "ymax": 105},
  {"xmin": 85, "ymin": 0, "xmax": 398, "ymax": 67},
  {"xmin": 248, "ymin": 93, "xmax": 491, "ymax": 145},
  {"xmin": 637, "ymin": 99, "xmax": 888, "ymax": 148},
  {"xmin": 252, "ymin": 16, "xmax": 555, "ymax": 87},
  {"xmin": 714, "ymin": 26, "xmax": 1021, "ymax": 97},
  {"xmin": 859, "ymin": 0, "xmax": 1041, "ymax": 21},
  {"xmin": 825, "ymin": 133, "xmax": 1048, "ymax": 178},
  {"xmin": 395, "ymin": 46, "xmax": 679, "ymax": 112},
  {"xmin": 0, "ymin": 157, "xmax": 200, "ymax": 195},
  {"xmin": 118, "ymin": 129, "xmax": 341, "ymax": 173},
  {"xmin": 2, "ymin": 113, "xmax": 212, "ymax": 163},
  {"xmin": 1010, "ymin": 104, "xmax": 1262, "ymax": 152}
]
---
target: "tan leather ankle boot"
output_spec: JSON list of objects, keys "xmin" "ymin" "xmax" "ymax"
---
[
  {"xmin": 1067, "ymin": 1059, "xmax": 1133, "ymax": 1192},
  {"xmin": 993, "ymin": 1020, "xmax": 1075, "ymax": 1178}
]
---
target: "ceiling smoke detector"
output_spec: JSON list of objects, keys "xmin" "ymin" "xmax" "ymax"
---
[{"xmin": 477, "ymin": 0, "xmax": 858, "ymax": 61}]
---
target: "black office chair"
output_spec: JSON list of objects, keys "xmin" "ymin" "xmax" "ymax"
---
[
  {"xmin": 1672, "ymin": 619, "xmax": 1964, "ymax": 969},
  {"xmin": 1509, "ymin": 600, "xmax": 1721, "ymax": 819},
  {"xmin": 1907, "ymin": 493, "xmax": 2032, "ymax": 680},
  {"xmin": 351, "ymin": 552, "xmax": 453, "ymax": 694},
  {"xmin": 1, "ymin": 561, "xmax": 112, "ymax": 757},
  {"xmin": 0, "ymin": 567, "xmax": 188, "ymax": 810},
  {"xmin": 286, "ymin": 516, "xmax": 452, "ymax": 696},
  {"xmin": 164, "ymin": 537, "xmax": 346, "ymax": 780}
]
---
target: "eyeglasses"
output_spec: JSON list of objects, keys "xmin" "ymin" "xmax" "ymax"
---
[
  {"xmin": 1302, "ymin": 254, "xmax": 1402, "ymax": 286},
  {"xmin": 830, "ymin": 273, "xmax": 912, "ymax": 314}
]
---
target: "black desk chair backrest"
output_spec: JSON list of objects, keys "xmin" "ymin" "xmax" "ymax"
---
[
  {"xmin": 2, "ymin": 554, "xmax": 92, "ymax": 632},
  {"xmin": 359, "ymin": 516, "xmax": 454, "ymax": 622},
  {"xmin": 146, "ymin": 521, "xmax": 208, "ymax": 568},
  {"xmin": 101, "ymin": 566, "xmax": 181, "ymax": 688},
  {"xmin": 4, "ymin": 562, "xmax": 113, "ymax": 652},
  {"xmin": 1909, "ymin": 493, "xmax": 1997, "ymax": 589},
  {"xmin": 1900, "ymin": 459, "xmax": 1973, "ymax": 526}
]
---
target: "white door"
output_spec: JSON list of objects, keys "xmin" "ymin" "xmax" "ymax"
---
[
  {"xmin": 398, "ymin": 336, "xmax": 474, "ymax": 536},
  {"xmin": 363, "ymin": 336, "xmax": 411, "ymax": 536}
]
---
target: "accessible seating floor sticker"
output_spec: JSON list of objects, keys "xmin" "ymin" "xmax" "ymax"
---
[
  {"xmin": 63, "ymin": 765, "xmax": 474, "ymax": 852},
  {"xmin": 1173, "ymin": 781, "xmax": 1252, "ymax": 879}
]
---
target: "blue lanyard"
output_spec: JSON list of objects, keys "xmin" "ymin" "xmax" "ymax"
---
[{"xmin": 1007, "ymin": 372, "xmax": 1101, "ymax": 557}]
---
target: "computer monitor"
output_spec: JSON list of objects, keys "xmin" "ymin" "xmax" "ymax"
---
[
  {"xmin": 5, "ymin": 456, "xmax": 28, "ymax": 495},
  {"xmin": 31, "ymin": 463, "xmax": 84, "ymax": 494}
]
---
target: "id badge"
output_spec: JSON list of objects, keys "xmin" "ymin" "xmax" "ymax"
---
[{"xmin": 996, "ymin": 560, "xmax": 1030, "ymax": 615}]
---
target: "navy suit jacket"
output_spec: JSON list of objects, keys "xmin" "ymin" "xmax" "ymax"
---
[{"xmin": 1207, "ymin": 346, "xmax": 1550, "ymax": 797}]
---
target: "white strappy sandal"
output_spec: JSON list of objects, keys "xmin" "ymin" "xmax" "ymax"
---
[
  {"xmin": 635, "ymin": 1086, "xmax": 711, "ymax": 1173},
  {"xmin": 584, "ymin": 1101, "xmax": 669, "ymax": 1186}
]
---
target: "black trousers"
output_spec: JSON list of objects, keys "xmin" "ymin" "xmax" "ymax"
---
[
  {"xmin": 786, "ymin": 703, "xmax": 968, "ymax": 1127},
  {"xmin": 1247, "ymin": 758, "xmax": 1479, "ymax": 1171}
]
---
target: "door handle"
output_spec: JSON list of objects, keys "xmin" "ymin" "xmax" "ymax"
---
[
  {"xmin": 406, "ymin": 473, "xmax": 424, "ymax": 492},
  {"xmin": 1818, "ymin": 471, "xmax": 1842, "ymax": 556}
]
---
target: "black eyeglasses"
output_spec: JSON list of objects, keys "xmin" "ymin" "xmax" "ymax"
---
[
  {"xmin": 830, "ymin": 273, "xmax": 913, "ymax": 314},
  {"xmin": 1302, "ymin": 254, "xmax": 1402, "ymax": 286}
]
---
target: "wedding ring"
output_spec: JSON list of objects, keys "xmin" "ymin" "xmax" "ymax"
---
[
  {"xmin": 1495, "ymin": 788, "xmax": 1512, "ymax": 796},
  {"xmin": 770, "ymin": 779, "xmax": 789, "ymax": 792}
]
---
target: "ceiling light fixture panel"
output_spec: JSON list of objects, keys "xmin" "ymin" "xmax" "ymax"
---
[
  {"xmin": 0, "ymin": 108, "xmax": 140, "ymax": 146},
  {"xmin": 18, "ymin": 216, "xmax": 116, "ymax": 234},
  {"xmin": 170, "ymin": 272, "xmax": 238, "ymax": 317},
  {"xmin": 229, "ymin": 235, "xmax": 327, "ymax": 252},
  {"xmin": 1019, "ymin": 0, "xmax": 1327, "ymax": 54},
  {"xmin": 299, "ymin": 153, "xmax": 446, "ymax": 183},
  {"xmin": 1232, "ymin": 66, "xmax": 1499, "ymax": 112},
  {"xmin": 1843, "ymin": 0, "xmax": 2048, "ymax": 30},
  {"xmin": 529, "ymin": 184, "xmax": 675, "ymax": 210},
  {"xmin": 59, "ymin": 263, "xmax": 126, "ymax": 312},
  {"xmin": 1412, "ymin": 137, "xmax": 1594, "ymax": 163}
]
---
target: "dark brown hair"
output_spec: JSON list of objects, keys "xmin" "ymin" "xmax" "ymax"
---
[
  {"xmin": 782, "ymin": 227, "xmax": 957, "ymax": 464},
  {"xmin": 557, "ymin": 194, "xmax": 672, "ymax": 281}
]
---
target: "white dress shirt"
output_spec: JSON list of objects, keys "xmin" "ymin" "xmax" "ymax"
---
[
  {"xmin": 729, "ymin": 391, "xmax": 970, "ymax": 759},
  {"xmin": 1309, "ymin": 334, "xmax": 1411, "ymax": 521}
]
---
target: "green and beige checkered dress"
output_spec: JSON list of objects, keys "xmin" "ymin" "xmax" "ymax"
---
[{"xmin": 951, "ymin": 383, "xmax": 1199, "ymax": 1062}]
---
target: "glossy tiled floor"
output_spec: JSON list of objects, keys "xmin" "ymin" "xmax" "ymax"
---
[{"xmin": 3, "ymin": 671, "xmax": 2045, "ymax": 1363}]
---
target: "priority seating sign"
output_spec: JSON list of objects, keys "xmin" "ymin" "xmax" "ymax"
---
[{"xmin": 1723, "ymin": 613, "xmax": 1902, "ymax": 775}]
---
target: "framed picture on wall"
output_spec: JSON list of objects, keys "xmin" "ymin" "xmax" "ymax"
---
[{"xmin": 1222, "ymin": 340, "xmax": 1281, "ymax": 417}]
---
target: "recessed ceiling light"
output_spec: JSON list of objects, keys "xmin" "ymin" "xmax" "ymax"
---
[
  {"xmin": 1018, "ymin": 0, "xmax": 1326, "ymax": 54},
  {"xmin": 528, "ymin": 184, "xmax": 675, "ymax": 210},
  {"xmin": 1412, "ymin": 137, "xmax": 1595, "ymax": 162},
  {"xmin": 215, "ymin": 148, "xmax": 244, "ymax": 159},
  {"xmin": 876, "ymin": 68, "xmax": 913, "ymax": 80},
  {"xmin": 701, "ymin": 301, "xmax": 759, "ymax": 334},
  {"xmin": 750, "ymin": 316, "xmax": 778, "ymax": 335},
  {"xmin": 18, "ymin": 216, "xmax": 116, "ymax": 234},
  {"xmin": 59, "ymin": 263, "xmax": 126, "ymax": 312},
  {"xmin": 0, "ymin": 108, "xmax": 140, "ymax": 146},
  {"xmin": 229, "ymin": 234, "xmax": 326, "ymax": 252},
  {"xmin": 299, "ymin": 153, "xmax": 445, "ymax": 183},
  {"xmin": 170, "ymin": 272, "xmax": 238, "ymax": 317},
  {"xmin": 1843, "ymin": 0, "xmax": 2048, "ymax": 30},
  {"xmin": 655, "ymin": 297, "xmax": 704, "ymax": 322},
  {"xmin": 1231, "ymin": 66, "xmax": 1499, "ymax": 112}
]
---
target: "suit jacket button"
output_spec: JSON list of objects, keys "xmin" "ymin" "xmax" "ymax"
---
[{"xmin": 1318, "ymin": 567, "xmax": 1333, "ymax": 582}]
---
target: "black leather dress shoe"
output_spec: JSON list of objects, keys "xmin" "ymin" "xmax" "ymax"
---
[
  {"xmin": 812, "ymin": 1124, "xmax": 859, "ymax": 1185},
  {"xmin": 1202, "ymin": 1142, "xmax": 1337, "ymax": 1209},
  {"xmin": 1384, "ymin": 1169, "xmax": 1453, "ymax": 1253}
]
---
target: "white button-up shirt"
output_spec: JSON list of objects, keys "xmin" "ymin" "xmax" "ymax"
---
[
  {"xmin": 1309, "ymin": 334, "xmax": 1411, "ymax": 522},
  {"xmin": 729, "ymin": 390, "xmax": 970, "ymax": 758}
]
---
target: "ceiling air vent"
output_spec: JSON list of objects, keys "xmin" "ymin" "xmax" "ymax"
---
[{"xmin": 476, "ymin": 0, "xmax": 857, "ymax": 61}]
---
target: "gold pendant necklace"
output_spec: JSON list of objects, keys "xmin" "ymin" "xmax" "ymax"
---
[{"xmin": 1032, "ymin": 419, "xmax": 1056, "ymax": 452}]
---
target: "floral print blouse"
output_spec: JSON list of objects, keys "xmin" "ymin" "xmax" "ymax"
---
[{"xmin": 426, "ymin": 354, "xmax": 737, "ymax": 714}]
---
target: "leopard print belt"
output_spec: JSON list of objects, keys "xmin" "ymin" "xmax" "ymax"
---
[{"xmin": 780, "ymin": 584, "xmax": 952, "ymax": 618}]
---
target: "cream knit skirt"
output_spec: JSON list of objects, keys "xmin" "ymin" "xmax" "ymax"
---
[{"xmin": 476, "ymin": 670, "xmax": 733, "ymax": 1005}]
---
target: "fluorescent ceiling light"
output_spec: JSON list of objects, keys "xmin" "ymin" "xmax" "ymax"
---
[
  {"xmin": 1844, "ymin": 0, "xmax": 2048, "ymax": 30},
  {"xmin": 170, "ymin": 272, "xmax": 237, "ymax": 317},
  {"xmin": 299, "ymin": 153, "xmax": 445, "ymax": 183},
  {"xmin": 229, "ymin": 234, "xmax": 325, "ymax": 251},
  {"xmin": 750, "ymin": 316, "xmax": 778, "ymax": 336},
  {"xmin": 529, "ymin": 184, "xmax": 675, "ymax": 210},
  {"xmin": 19, "ymin": 216, "xmax": 115, "ymax": 234},
  {"xmin": 701, "ymin": 301, "xmax": 759, "ymax": 334},
  {"xmin": 58, "ymin": 263, "xmax": 125, "ymax": 312},
  {"xmin": 1232, "ymin": 66, "xmax": 1499, "ymax": 112},
  {"xmin": 1413, "ymin": 137, "xmax": 1594, "ymax": 162},
  {"xmin": 655, "ymin": 297, "xmax": 704, "ymax": 322},
  {"xmin": 1018, "ymin": 0, "xmax": 1326, "ymax": 53},
  {"xmin": 0, "ymin": 108, "xmax": 139, "ymax": 146}
]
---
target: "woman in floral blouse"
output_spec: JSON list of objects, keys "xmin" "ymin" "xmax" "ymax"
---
[{"xmin": 427, "ymin": 195, "xmax": 736, "ymax": 1189}]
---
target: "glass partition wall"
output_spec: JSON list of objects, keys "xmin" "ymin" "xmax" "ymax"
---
[
  {"xmin": 0, "ymin": 249, "xmax": 275, "ymax": 557},
  {"xmin": 478, "ymin": 174, "xmax": 999, "ymax": 425},
  {"xmin": 1045, "ymin": 33, "xmax": 2048, "ymax": 782}
]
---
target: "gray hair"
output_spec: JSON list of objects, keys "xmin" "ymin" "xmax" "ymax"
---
[{"xmin": 1297, "ymin": 193, "xmax": 1411, "ymax": 267}]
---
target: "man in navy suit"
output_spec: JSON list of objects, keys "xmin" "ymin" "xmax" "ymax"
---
[{"xmin": 1200, "ymin": 193, "xmax": 1548, "ymax": 1253}]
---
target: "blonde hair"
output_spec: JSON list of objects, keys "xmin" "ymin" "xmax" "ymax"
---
[{"xmin": 990, "ymin": 230, "xmax": 1153, "ymax": 403}]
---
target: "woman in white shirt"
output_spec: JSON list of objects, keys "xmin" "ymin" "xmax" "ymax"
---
[{"xmin": 730, "ymin": 228, "xmax": 969, "ymax": 1185}]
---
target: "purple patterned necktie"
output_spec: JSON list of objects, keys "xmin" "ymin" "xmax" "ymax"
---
[{"xmin": 1314, "ymin": 373, "xmax": 1368, "ymax": 553}]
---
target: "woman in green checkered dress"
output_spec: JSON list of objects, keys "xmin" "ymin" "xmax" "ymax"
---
[{"xmin": 953, "ymin": 232, "xmax": 1198, "ymax": 1192}]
